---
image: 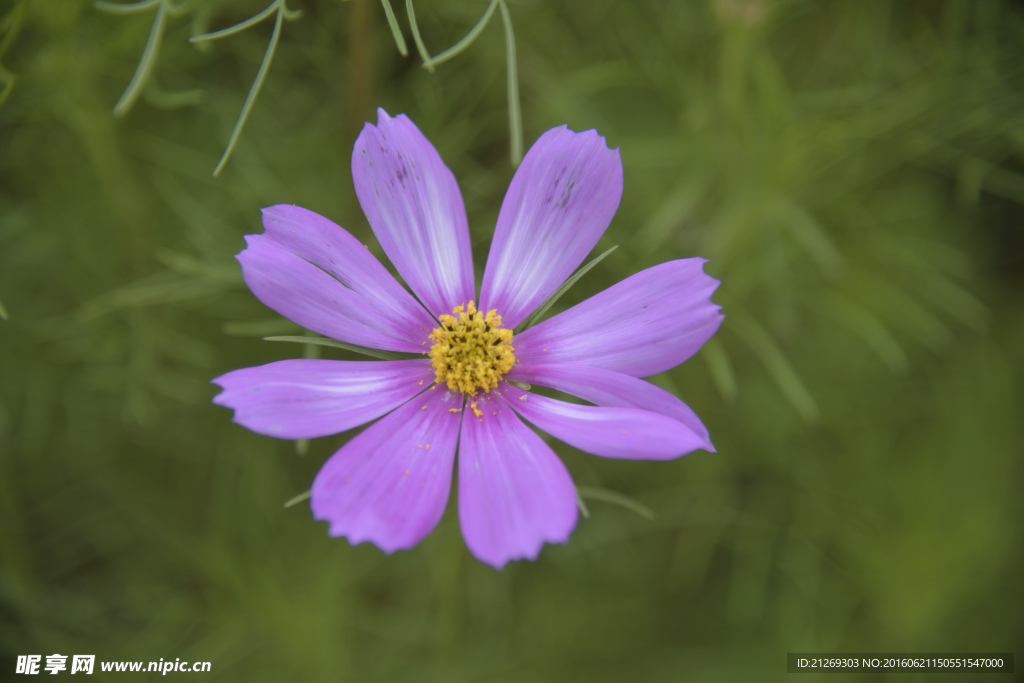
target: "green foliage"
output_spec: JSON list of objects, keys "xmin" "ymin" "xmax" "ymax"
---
[
  {"xmin": 2, "ymin": 0, "xmax": 1022, "ymax": 680},
  {"xmin": 262, "ymin": 335, "xmax": 411, "ymax": 361}
]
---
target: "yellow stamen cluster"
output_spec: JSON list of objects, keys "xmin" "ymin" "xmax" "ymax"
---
[{"xmin": 429, "ymin": 301, "xmax": 516, "ymax": 396}]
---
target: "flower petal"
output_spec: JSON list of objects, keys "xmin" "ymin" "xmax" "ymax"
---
[
  {"xmin": 260, "ymin": 204, "xmax": 436, "ymax": 336},
  {"xmin": 480, "ymin": 126, "xmax": 624, "ymax": 328},
  {"xmin": 352, "ymin": 109, "xmax": 475, "ymax": 317},
  {"xmin": 506, "ymin": 362, "xmax": 714, "ymax": 451},
  {"xmin": 310, "ymin": 385, "xmax": 463, "ymax": 554},
  {"xmin": 212, "ymin": 359, "xmax": 434, "ymax": 440},
  {"xmin": 238, "ymin": 212, "xmax": 437, "ymax": 352},
  {"xmin": 458, "ymin": 392, "xmax": 578, "ymax": 569},
  {"xmin": 501, "ymin": 383, "xmax": 707, "ymax": 460},
  {"xmin": 513, "ymin": 259, "xmax": 724, "ymax": 377}
]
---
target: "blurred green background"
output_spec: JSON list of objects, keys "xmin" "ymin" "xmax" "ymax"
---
[{"xmin": 2, "ymin": 0, "xmax": 1022, "ymax": 680}]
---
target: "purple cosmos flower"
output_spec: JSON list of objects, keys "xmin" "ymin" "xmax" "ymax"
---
[{"xmin": 212, "ymin": 108, "xmax": 723, "ymax": 569}]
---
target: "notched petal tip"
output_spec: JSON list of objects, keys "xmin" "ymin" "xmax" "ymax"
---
[
  {"xmin": 323, "ymin": 524, "xmax": 416, "ymax": 555},
  {"xmin": 351, "ymin": 107, "xmax": 475, "ymax": 318},
  {"xmin": 360, "ymin": 108, "xmax": 415, "ymax": 140},
  {"xmin": 310, "ymin": 387, "xmax": 459, "ymax": 556},
  {"xmin": 458, "ymin": 396, "xmax": 578, "ymax": 569},
  {"xmin": 549, "ymin": 123, "xmax": 619, "ymax": 151},
  {"xmin": 480, "ymin": 122, "xmax": 625, "ymax": 328},
  {"xmin": 479, "ymin": 535, "xmax": 571, "ymax": 571}
]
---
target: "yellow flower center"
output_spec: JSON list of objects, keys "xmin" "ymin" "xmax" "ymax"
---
[{"xmin": 428, "ymin": 301, "xmax": 516, "ymax": 396}]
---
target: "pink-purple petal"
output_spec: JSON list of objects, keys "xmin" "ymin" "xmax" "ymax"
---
[
  {"xmin": 310, "ymin": 385, "xmax": 463, "ymax": 554},
  {"xmin": 501, "ymin": 383, "xmax": 707, "ymax": 460},
  {"xmin": 238, "ymin": 234, "xmax": 430, "ymax": 353},
  {"xmin": 480, "ymin": 126, "xmax": 624, "ymax": 328},
  {"xmin": 212, "ymin": 359, "xmax": 433, "ymax": 440},
  {"xmin": 458, "ymin": 392, "xmax": 578, "ymax": 569},
  {"xmin": 259, "ymin": 204, "xmax": 437, "ymax": 339},
  {"xmin": 352, "ymin": 109, "xmax": 475, "ymax": 317},
  {"xmin": 513, "ymin": 259, "xmax": 724, "ymax": 377},
  {"xmin": 506, "ymin": 362, "xmax": 714, "ymax": 451}
]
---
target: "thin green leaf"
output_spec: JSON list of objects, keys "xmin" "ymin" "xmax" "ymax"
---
[
  {"xmin": 0, "ymin": 0, "xmax": 28, "ymax": 60},
  {"xmin": 283, "ymin": 490, "xmax": 311, "ymax": 508},
  {"xmin": 873, "ymin": 234, "xmax": 989, "ymax": 331},
  {"xmin": 813, "ymin": 290, "xmax": 908, "ymax": 373},
  {"xmin": 81, "ymin": 273, "xmax": 228, "ymax": 319},
  {"xmin": 142, "ymin": 81, "xmax": 205, "ymax": 109},
  {"xmin": 405, "ymin": 0, "xmax": 433, "ymax": 72},
  {"xmin": 422, "ymin": 0, "xmax": 497, "ymax": 69},
  {"xmin": 0, "ymin": 72, "xmax": 12, "ymax": 107},
  {"xmin": 262, "ymin": 336, "xmax": 409, "ymax": 361},
  {"xmin": 113, "ymin": 1, "xmax": 167, "ymax": 117},
  {"xmin": 638, "ymin": 175, "xmax": 710, "ymax": 254},
  {"xmin": 975, "ymin": 162, "xmax": 1024, "ymax": 206},
  {"xmin": 211, "ymin": 2, "xmax": 289, "ymax": 176},
  {"xmin": 774, "ymin": 197, "xmax": 845, "ymax": 276},
  {"xmin": 93, "ymin": 0, "xmax": 159, "ymax": 15},
  {"xmin": 222, "ymin": 319, "xmax": 299, "ymax": 337},
  {"xmin": 517, "ymin": 245, "xmax": 618, "ymax": 332},
  {"xmin": 379, "ymin": 0, "xmax": 408, "ymax": 56},
  {"xmin": 294, "ymin": 439, "xmax": 309, "ymax": 456},
  {"xmin": 886, "ymin": 233, "xmax": 973, "ymax": 279},
  {"xmin": 861, "ymin": 275, "xmax": 953, "ymax": 351},
  {"xmin": 576, "ymin": 485, "xmax": 655, "ymax": 520},
  {"xmin": 155, "ymin": 249, "xmax": 239, "ymax": 283},
  {"xmin": 702, "ymin": 337, "xmax": 738, "ymax": 402},
  {"xmin": 188, "ymin": 1, "xmax": 217, "ymax": 50},
  {"xmin": 188, "ymin": 1, "xmax": 277, "ymax": 43},
  {"xmin": 913, "ymin": 271, "xmax": 989, "ymax": 331},
  {"xmin": 0, "ymin": 294, "xmax": 9, "ymax": 320},
  {"xmin": 575, "ymin": 487, "xmax": 591, "ymax": 520},
  {"xmin": 302, "ymin": 333, "xmax": 321, "ymax": 360},
  {"xmin": 498, "ymin": 0, "xmax": 522, "ymax": 166},
  {"xmin": 729, "ymin": 311, "xmax": 819, "ymax": 422}
]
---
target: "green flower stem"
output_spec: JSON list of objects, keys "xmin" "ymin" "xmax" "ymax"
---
[
  {"xmin": 576, "ymin": 485, "xmax": 656, "ymax": 520},
  {"xmin": 405, "ymin": 0, "xmax": 433, "ymax": 72},
  {"xmin": 142, "ymin": 81, "xmax": 205, "ymax": 109},
  {"xmin": 575, "ymin": 487, "xmax": 591, "ymax": 520},
  {"xmin": 203, "ymin": 1, "xmax": 303, "ymax": 177},
  {"xmin": 422, "ymin": 0, "xmax": 498, "ymax": 69},
  {"xmin": 406, "ymin": 0, "xmax": 521, "ymax": 167},
  {"xmin": 380, "ymin": 0, "xmax": 408, "ymax": 56},
  {"xmin": 188, "ymin": 1, "xmax": 278, "ymax": 43},
  {"xmin": 282, "ymin": 490, "xmax": 311, "ymax": 508},
  {"xmin": 498, "ymin": 0, "xmax": 522, "ymax": 166},
  {"xmin": 112, "ymin": 0, "xmax": 167, "ymax": 117},
  {"xmin": 93, "ymin": 0, "xmax": 159, "ymax": 15}
]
